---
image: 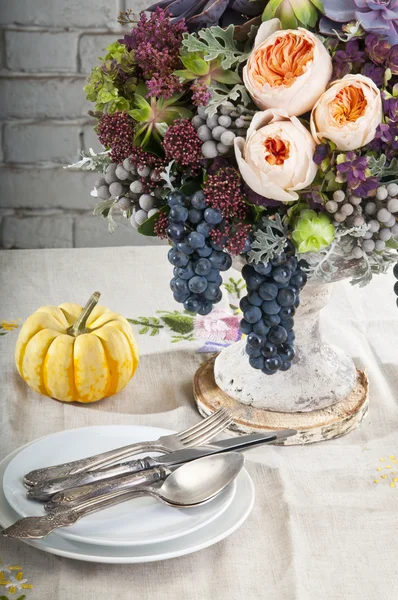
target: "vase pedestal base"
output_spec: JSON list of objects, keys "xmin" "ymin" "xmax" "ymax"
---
[{"xmin": 193, "ymin": 356, "xmax": 369, "ymax": 445}]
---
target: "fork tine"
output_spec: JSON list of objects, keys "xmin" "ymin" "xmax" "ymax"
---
[
  {"xmin": 176, "ymin": 408, "xmax": 228, "ymax": 440},
  {"xmin": 181, "ymin": 413, "xmax": 232, "ymax": 446}
]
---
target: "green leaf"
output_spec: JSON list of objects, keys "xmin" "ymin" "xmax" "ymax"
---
[
  {"xmin": 311, "ymin": 0, "xmax": 324, "ymax": 11},
  {"xmin": 180, "ymin": 178, "xmax": 203, "ymax": 197},
  {"xmin": 180, "ymin": 53, "xmax": 209, "ymax": 76},
  {"xmin": 262, "ymin": 0, "xmax": 284, "ymax": 20},
  {"xmin": 137, "ymin": 205, "xmax": 169, "ymax": 236},
  {"xmin": 248, "ymin": 214, "xmax": 288, "ymax": 264},
  {"xmin": 182, "ymin": 26, "xmax": 249, "ymax": 70},
  {"xmin": 292, "ymin": 0, "xmax": 318, "ymax": 27},
  {"xmin": 211, "ymin": 69, "xmax": 242, "ymax": 85},
  {"xmin": 160, "ymin": 313, "xmax": 195, "ymax": 334},
  {"xmin": 173, "ymin": 69, "xmax": 197, "ymax": 81}
]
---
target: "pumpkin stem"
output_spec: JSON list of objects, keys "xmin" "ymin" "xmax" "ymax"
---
[{"xmin": 67, "ymin": 292, "xmax": 101, "ymax": 337}]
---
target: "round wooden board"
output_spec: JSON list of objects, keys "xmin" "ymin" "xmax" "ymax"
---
[{"xmin": 193, "ymin": 356, "xmax": 369, "ymax": 445}]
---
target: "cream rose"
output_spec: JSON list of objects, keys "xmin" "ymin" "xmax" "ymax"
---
[
  {"xmin": 234, "ymin": 109, "xmax": 317, "ymax": 202},
  {"xmin": 243, "ymin": 19, "xmax": 333, "ymax": 117},
  {"xmin": 310, "ymin": 74, "xmax": 382, "ymax": 151}
]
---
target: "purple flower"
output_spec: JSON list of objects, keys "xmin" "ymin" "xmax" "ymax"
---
[
  {"xmin": 336, "ymin": 152, "xmax": 379, "ymax": 196},
  {"xmin": 322, "ymin": 0, "xmax": 398, "ymax": 45},
  {"xmin": 365, "ymin": 33, "xmax": 391, "ymax": 63},
  {"xmin": 313, "ymin": 143, "xmax": 330, "ymax": 166},
  {"xmin": 362, "ymin": 61, "xmax": 385, "ymax": 85},
  {"xmin": 354, "ymin": 1, "xmax": 398, "ymax": 45},
  {"xmin": 387, "ymin": 44, "xmax": 398, "ymax": 73},
  {"xmin": 122, "ymin": 8, "xmax": 187, "ymax": 99},
  {"xmin": 384, "ymin": 96, "xmax": 398, "ymax": 120},
  {"xmin": 333, "ymin": 39, "xmax": 366, "ymax": 78}
]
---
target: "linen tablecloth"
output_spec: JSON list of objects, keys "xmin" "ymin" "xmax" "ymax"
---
[{"xmin": 0, "ymin": 246, "xmax": 397, "ymax": 600}]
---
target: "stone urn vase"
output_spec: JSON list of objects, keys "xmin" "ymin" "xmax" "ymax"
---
[{"xmin": 194, "ymin": 258, "xmax": 369, "ymax": 445}]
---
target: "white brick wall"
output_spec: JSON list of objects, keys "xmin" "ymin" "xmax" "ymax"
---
[{"xmin": 0, "ymin": 0, "xmax": 166, "ymax": 249}]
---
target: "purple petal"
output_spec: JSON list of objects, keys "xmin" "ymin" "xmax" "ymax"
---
[{"xmin": 322, "ymin": 0, "xmax": 356, "ymax": 22}]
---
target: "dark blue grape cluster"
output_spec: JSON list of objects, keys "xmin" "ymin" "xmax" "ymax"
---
[
  {"xmin": 239, "ymin": 244, "xmax": 307, "ymax": 375},
  {"xmin": 167, "ymin": 190, "xmax": 232, "ymax": 315},
  {"xmin": 394, "ymin": 262, "xmax": 398, "ymax": 307}
]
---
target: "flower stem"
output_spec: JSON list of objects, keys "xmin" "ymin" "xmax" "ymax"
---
[{"xmin": 67, "ymin": 292, "xmax": 101, "ymax": 337}]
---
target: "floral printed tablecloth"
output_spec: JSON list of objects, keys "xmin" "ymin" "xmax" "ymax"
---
[{"xmin": 0, "ymin": 246, "xmax": 397, "ymax": 600}]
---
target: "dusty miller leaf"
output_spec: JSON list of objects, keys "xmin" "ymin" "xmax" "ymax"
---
[
  {"xmin": 248, "ymin": 215, "xmax": 287, "ymax": 265},
  {"xmin": 182, "ymin": 26, "xmax": 250, "ymax": 70},
  {"xmin": 159, "ymin": 160, "xmax": 176, "ymax": 191},
  {"xmin": 65, "ymin": 148, "xmax": 111, "ymax": 172},
  {"xmin": 206, "ymin": 83, "xmax": 251, "ymax": 118}
]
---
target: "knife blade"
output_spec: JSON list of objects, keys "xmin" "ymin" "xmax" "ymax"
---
[{"xmin": 27, "ymin": 429, "xmax": 297, "ymax": 502}]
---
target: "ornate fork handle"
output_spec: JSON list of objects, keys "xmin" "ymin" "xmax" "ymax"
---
[
  {"xmin": 23, "ymin": 441, "xmax": 168, "ymax": 488},
  {"xmin": 27, "ymin": 456, "xmax": 161, "ymax": 502}
]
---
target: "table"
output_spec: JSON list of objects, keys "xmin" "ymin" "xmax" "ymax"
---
[{"xmin": 0, "ymin": 246, "xmax": 397, "ymax": 600}]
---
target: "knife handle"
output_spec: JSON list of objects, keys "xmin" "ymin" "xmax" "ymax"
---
[
  {"xmin": 27, "ymin": 456, "xmax": 160, "ymax": 502},
  {"xmin": 46, "ymin": 466, "xmax": 169, "ymax": 510}
]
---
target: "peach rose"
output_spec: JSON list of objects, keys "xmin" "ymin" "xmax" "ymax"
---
[
  {"xmin": 310, "ymin": 74, "xmax": 382, "ymax": 151},
  {"xmin": 243, "ymin": 19, "xmax": 333, "ymax": 116},
  {"xmin": 234, "ymin": 109, "xmax": 317, "ymax": 202}
]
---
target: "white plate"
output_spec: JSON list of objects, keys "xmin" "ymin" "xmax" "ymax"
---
[
  {"xmin": 0, "ymin": 442, "xmax": 255, "ymax": 564},
  {"xmin": 3, "ymin": 426, "xmax": 236, "ymax": 547}
]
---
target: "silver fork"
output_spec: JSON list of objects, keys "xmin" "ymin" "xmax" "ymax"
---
[{"xmin": 23, "ymin": 408, "xmax": 232, "ymax": 488}]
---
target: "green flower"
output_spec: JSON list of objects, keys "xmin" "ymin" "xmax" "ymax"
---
[
  {"xmin": 292, "ymin": 209, "xmax": 335, "ymax": 253},
  {"xmin": 131, "ymin": 85, "xmax": 192, "ymax": 147},
  {"xmin": 174, "ymin": 52, "xmax": 241, "ymax": 87},
  {"xmin": 262, "ymin": 0, "xmax": 324, "ymax": 29}
]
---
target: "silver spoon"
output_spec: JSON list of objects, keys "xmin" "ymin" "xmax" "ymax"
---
[{"xmin": 1, "ymin": 453, "xmax": 244, "ymax": 540}]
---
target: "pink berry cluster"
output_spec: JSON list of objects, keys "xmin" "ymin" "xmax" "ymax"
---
[
  {"xmin": 97, "ymin": 112, "xmax": 135, "ymax": 163},
  {"xmin": 163, "ymin": 119, "xmax": 203, "ymax": 172}
]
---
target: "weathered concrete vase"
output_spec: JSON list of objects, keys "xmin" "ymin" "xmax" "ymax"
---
[{"xmin": 214, "ymin": 281, "xmax": 358, "ymax": 413}]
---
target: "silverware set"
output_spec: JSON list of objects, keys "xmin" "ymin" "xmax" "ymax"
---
[{"xmin": 1, "ymin": 409, "xmax": 297, "ymax": 540}]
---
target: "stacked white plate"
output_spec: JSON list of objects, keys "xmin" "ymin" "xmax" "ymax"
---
[{"xmin": 0, "ymin": 425, "xmax": 255, "ymax": 563}]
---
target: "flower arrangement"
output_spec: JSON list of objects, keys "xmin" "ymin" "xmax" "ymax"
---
[{"xmin": 70, "ymin": 1, "xmax": 398, "ymax": 376}]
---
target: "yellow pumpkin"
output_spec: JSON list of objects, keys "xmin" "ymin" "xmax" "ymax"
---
[{"xmin": 15, "ymin": 292, "xmax": 139, "ymax": 403}]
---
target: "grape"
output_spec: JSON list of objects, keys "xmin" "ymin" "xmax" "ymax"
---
[
  {"xmin": 196, "ymin": 244, "xmax": 213, "ymax": 257},
  {"xmin": 177, "ymin": 264, "xmax": 195, "ymax": 280},
  {"xmin": 191, "ymin": 191, "xmax": 207, "ymax": 210},
  {"xmin": 204, "ymin": 208, "xmax": 223, "ymax": 225},
  {"xmin": 258, "ymin": 282, "xmax": 278, "ymax": 301},
  {"xmin": 253, "ymin": 319, "xmax": 270, "ymax": 336},
  {"xmin": 173, "ymin": 291, "xmax": 189, "ymax": 303},
  {"xmin": 247, "ymin": 333, "xmax": 264, "ymax": 349},
  {"xmin": 261, "ymin": 300, "xmax": 281, "ymax": 316},
  {"xmin": 176, "ymin": 241, "xmax": 194, "ymax": 255},
  {"xmin": 194, "ymin": 258, "xmax": 212, "ymax": 276},
  {"xmin": 240, "ymin": 319, "xmax": 253, "ymax": 334},
  {"xmin": 277, "ymin": 288, "xmax": 296, "ymax": 307},
  {"xmin": 394, "ymin": 262, "xmax": 398, "ymax": 279},
  {"xmin": 170, "ymin": 205, "xmax": 189, "ymax": 222},
  {"xmin": 268, "ymin": 326, "xmax": 288, "ymax": 345},
  {"xmin": 167, "ymin": 223, "xmax": 185, "ymax": 241},
  {"xmin": 262, "ymin": 341, "xmax": 277, "ymax": 358},
  {"xmin": 240, "ymin": 249, "xmax": 307, "ymax": 375},
  {"xmin": 166, "ymin": 190, "xmax": 233, "ymax": 317},
  {"xmin": 188, "ymin": 276, "xmax": 208, "ymax": 294},
  {"xmin": 184, "ymin": 296, "xmax": 202, "ymax": 313},
  {"xmin": 168, "ymin": 192, "xmax": 186, "ymax": 206},
  {"xmin": 244, "ymin": 306, "xmax": 262, "ymax": 324},
  {"xmin": 247, "ymin": 291, "xmax": 263, "ymax": 307},
  {"xmin": 189, "ymin": 209, "xmax": 203, "ymax": 224},
  {"xmin": 187, "ymin": 232, "xmax": 205, "ymax": 249},
  {"xmin": 249, "ymin": 355, "xmax": 265, "ymax": 370},
  {"xmin": 196, "ymin": 222, "xmax": 213, "ymax": 238}
]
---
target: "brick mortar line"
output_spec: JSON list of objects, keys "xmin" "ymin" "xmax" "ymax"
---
[
  {"xmin": 0, "ymin": 70, "xmax": 88, "ymax": 79},
  {"xmin": 0, "ymin": 118, "xmax": 96, "ymax": 126},
  {"xmin": 0, "ymin": 162, "xmax": 99, "ymax": 170},
  {"xmin": 0, "ymin": 25, "xmax": 127, "ymax": 34}
]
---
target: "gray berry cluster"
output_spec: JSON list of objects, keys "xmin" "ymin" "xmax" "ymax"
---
[
  {"xmin": 191, "ymin": 102, "xmax": 254, "ymax": 159},
  {"xmin": 95, "ymin": 159, "xmax": 161, "ymax": 228},
  {"xmin": 359, "ymin": 183, "xmax": 398, "ymax": 255}
]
